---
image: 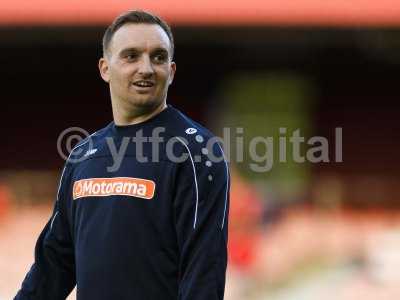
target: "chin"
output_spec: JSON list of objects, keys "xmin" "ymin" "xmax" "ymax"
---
[{"xmin": 128, "ymin": 96, "xmax": 162, "ymax": 110}]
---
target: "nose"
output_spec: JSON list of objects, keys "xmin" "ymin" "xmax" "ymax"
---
[{"xmin": 137, "ymin": 54, "xmax": 154, "ymax": 78}]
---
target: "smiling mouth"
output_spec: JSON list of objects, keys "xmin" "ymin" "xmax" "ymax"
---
[{"xmin": 132, "ymin": 80, "xmax": 155, "ymax": 88}]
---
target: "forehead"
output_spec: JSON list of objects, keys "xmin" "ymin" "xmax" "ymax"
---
[{"xmin": 109, "ymin": 23, "xmax": 171, "ymax": 55}]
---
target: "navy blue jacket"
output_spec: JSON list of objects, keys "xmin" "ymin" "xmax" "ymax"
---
[{"xmin": 15, "ymin": 105, "xmax": 229, "ymax": 300}]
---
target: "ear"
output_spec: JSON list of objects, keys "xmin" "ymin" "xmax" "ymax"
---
[
  {"xmin": 98, "ymin": 57, "xmax": 110, "ymax": 83},
  {"xmin": 168, "ymin": 61, "xmax": 176, "ymax": 85}
]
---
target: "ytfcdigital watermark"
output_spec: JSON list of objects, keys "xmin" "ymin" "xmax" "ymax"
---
[{"xmin": 57, "ymin": 126, "xmax": 343, "ymax": 173}]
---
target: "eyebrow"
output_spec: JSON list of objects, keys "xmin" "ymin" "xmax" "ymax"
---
[{"xmin": 119, "ymin": 47, "xmax": 169, "ymax": 57}]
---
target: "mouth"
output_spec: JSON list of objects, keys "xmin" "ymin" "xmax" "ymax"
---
[{"xmin": 132, "ymin": 80, "xmax": 155, "ymax": 89}]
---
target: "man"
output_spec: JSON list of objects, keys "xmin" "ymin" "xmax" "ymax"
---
[{"xmin": 15, "ymin": 10, "xmax": 230, "ymax": 300}]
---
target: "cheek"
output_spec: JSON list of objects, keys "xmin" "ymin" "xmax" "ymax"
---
[
  {"xmin": 110, "ymin": 64, "xmax": 132, "ymax": 80},
  {"xmin": 156, "ymin": 67, "xmax": 171, "ymax": 83}
]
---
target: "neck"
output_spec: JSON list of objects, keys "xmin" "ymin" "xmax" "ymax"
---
[{"xmin": 112, "ymin": 101, "xmax": 167, "ymax": 126}]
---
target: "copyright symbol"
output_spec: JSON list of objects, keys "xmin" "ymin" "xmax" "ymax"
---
[{"xmin": 57, "ymin": 127, "xmax": 92, "ymax": 163}]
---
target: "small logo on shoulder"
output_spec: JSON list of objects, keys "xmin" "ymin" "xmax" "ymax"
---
[
  {"xmin": 84, "ymin": 148, "xmax": 98, "ymax": 157},
  {"xmin": 185, "ymin": 128, "xmax": 197, "ymax": 135}
]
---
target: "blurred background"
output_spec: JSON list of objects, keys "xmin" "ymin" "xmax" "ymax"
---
[{"xmin": 1, "ymin": 1, "xmax": 400, "ymax": 299}]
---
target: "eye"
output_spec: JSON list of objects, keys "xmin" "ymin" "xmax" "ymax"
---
[
  {"xmin": 152, "ymin": 53, "xmax": 168, "ymax": 63},
  {"xmin": 125, "ymin": 53, "xmax": 138, "ymax": 61}
]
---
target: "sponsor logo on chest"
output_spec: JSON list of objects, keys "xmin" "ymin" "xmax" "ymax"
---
[{"xmin": 73, "ymin": 177, "xmax": 155, "ymax": 200}]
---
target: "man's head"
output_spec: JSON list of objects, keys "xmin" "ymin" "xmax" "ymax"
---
[{"xmin": 99, "ymin": 10, "xmax": 176, "ymax": 117}]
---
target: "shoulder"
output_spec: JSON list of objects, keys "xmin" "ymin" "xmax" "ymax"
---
[
  {"xmin": 66, "ymin": 123, "xmax": 112, "ymax": 165},
  {"xmin": 164, "ymin": 106, "xmax": 218, "ymax": 148},
  {"xmin": 165, "ymin": 107, "xmax": 228, "ymax": 176},
  {"xmin": 164, "ymin": 107, "xmax": 222, "ymax": 155}
]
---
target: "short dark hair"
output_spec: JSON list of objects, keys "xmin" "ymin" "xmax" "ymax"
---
[{"xmin": 102, "ymin": 10, "xmax": 174, "ymax": 58}]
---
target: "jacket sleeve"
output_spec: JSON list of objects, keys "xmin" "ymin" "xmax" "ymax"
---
[
  {"xmin": 173, "ymin": 142, "xmax": 230, "ymax": 300},
  {"xmin": 14, "ymin": 165, "xmax": 76, "ymax": 300}
]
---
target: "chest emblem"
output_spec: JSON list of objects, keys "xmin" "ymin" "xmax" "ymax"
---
[{"xmin": 73, "ymin": 177, "xmax": 155, "ymax": 200}]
